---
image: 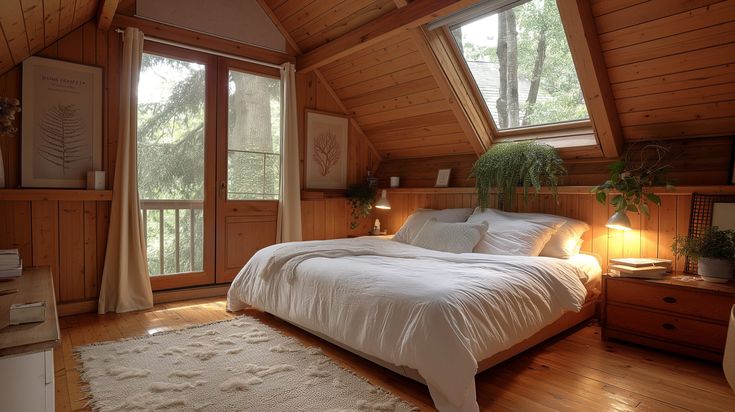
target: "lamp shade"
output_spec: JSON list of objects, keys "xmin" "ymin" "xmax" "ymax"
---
[
  {"xmin": 606, "ymin": 211, "xmax": 632, "ymax": 231},
  {"xmin": 375, "ymin": 189, "xmax": 391, "ymax": 210}
]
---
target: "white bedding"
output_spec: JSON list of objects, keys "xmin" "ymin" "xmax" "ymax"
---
[{"xmin": 227, "ymin": 237, "xmax": 592, "ymax": 412}]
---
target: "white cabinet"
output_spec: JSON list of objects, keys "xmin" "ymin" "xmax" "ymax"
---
[{"xmin": 0, "ymin": 349, "xmax": 54, "ymax": 412}]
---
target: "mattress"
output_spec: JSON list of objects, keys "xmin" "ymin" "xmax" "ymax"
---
[{"xmin": 227, "ymin": 237, "xmax": 598, "ymax": 412}]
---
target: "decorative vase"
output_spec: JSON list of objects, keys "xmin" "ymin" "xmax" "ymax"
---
[{"xmin": 697, "ymin": 257, "xmax": 734, "ymax": 283}]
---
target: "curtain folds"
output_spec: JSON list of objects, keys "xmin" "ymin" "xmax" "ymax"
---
[
  {"xmin": 98, "ymin": 27, "xmax": 153, "ymax": 314},
  {"xmin": 276, "ymin": 63, "xmax": 302, "ymax": 243}
]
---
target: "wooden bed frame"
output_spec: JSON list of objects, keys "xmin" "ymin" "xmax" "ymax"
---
[{"xmin": 279, "ymin": 277, "xmax": 601, "ymax": 384}]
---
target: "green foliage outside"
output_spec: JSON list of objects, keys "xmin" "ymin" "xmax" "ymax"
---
[
  {"xmin": 453, "ymin": 0, "xmax": 588, "ymax": 128},
  {"xmin": 136, "ymin": 54, "xmax": 281, "ymax": 275}
]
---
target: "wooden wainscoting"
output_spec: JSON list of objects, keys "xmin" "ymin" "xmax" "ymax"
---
[
  {"xmin": 301, "ymin": 194, "xmax": 374, "ymax": 240},
  {"xmin": 373, "ymin": 186, "xmax": 735, "ymax": 272},
  {"xmin": 0, "ymin": 190, "xmax": 111, "ymax": 304}
]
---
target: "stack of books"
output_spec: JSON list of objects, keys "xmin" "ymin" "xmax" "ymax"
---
[
  {"xmin": 0, "ymin": 249, "xmax": 22, "ymax": 278},
  {"xmin": 609, "ymin": 257, "xmax": 673, "ymax": 279}
]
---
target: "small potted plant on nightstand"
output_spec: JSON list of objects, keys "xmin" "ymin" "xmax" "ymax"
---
[{"xmin": 672, "ymin": 227, "xmax": 735, "ymax": 283}]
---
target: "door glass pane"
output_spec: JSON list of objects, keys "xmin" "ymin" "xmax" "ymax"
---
[
  {"xmin": 137, "ymin": 53, "xmax": 206, "ymax": 276},
  {"xmin": 227, "ymin": 69, "xmax": 281, "ymax": 200},
  {"xmin": 451, "ymin": 0, "xmax": 588, "ymax": 130}
]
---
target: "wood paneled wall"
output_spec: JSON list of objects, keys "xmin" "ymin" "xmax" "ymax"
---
[
  {"xmin": 593, "ymin": 0, "xmax": 735, "ymax": 140},
  {"xmin": 375, "ymin": 136, "xmax": 735, "ymax": 187},
  {"xmin": 372, "ymin": 186, "xmax": 729, "ymax": 272}
]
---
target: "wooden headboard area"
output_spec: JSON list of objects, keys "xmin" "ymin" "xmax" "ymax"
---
[{"xmin": 371, "ymin": 186, "xmax": 735, "ymax": 272}]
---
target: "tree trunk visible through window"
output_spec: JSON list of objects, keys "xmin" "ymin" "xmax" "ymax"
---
[{"xmin": 229, "ymin": 73, "xmax": 273, "ymax": 153}]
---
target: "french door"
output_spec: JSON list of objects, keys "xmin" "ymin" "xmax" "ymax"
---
[
  {"xmin": 215, "ymin": 60, "xmax": 282, "ymax": 283},
  {"xmin": 136, "ymin": 42, "xmax": 282, "ymax": 289}
]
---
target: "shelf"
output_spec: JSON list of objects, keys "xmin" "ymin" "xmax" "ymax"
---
[{"xmin": 0, "ymin": 189, "xmax": 113, "ymax": 201}]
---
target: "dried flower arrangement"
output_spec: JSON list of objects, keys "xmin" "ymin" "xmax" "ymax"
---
[{"xmin": 0, "ymin": 97, "xmax": 21, "ymax": 135}]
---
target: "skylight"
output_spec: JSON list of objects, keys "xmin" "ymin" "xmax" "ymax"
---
[{"xmin": 450, "ymin": 0, "xmax": 588, "ymax": 131}]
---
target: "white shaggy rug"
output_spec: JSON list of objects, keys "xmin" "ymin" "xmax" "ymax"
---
[{"xmin": 75, "ymin": 316, "xmax": 417, "ymax": 411}]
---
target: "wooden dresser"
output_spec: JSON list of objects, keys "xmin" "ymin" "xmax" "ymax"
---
[
  {"xmin": 602, "ymin": 274, "xmax": 735, "ymax": 362},
  {"xmin": 0, "ymin": 267, "xmax": 60, "ymax": 412}
]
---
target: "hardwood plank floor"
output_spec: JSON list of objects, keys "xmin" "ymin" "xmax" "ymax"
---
[{"xmin": 56, "ymin": 297, "xmax": 735, "ymax": 411}]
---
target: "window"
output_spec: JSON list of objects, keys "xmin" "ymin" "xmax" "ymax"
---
[
  {"xmin": 137, "ymin": 52, "xmax": 206, "ymax": 276},
  {"xmin": 226, "ymin": 69, "xmax": 282, "ymax": 200},
  {"xmin": 451, "ymin": 0, "xmax": 588, "ymax": 131}
]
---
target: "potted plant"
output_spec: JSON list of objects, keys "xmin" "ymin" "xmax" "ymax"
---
[
  {"xmin": 470, "ymin": 140, "xmax": 565, "ymax": 210},
  {"xmin": 346, "ymin": 182, "xmax": 377, "ymax": 230},
  {"xmin": 592, "ymin": 144, "xmax": 673, "ymax": 228},
  {"xmin": 672, "ymin": 227, "xmax": 735, "ymax": 283}
]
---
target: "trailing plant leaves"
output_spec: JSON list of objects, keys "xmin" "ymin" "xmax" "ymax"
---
[{"xmin": 470, "ymin": 140, "xmax": 565, "ymax": 210}]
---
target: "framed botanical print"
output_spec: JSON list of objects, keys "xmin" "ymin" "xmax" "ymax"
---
[
  {"xmin": 21, "ymin": 56, "xmax": 102, "ymax": 188},
  {"xmin": 305, "ymin": 110, "xmax": 348, "ymax": 190}
]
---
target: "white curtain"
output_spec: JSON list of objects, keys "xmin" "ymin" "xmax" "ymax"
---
[
  {"xmin": 276, "ymin": 63, "xmax": 302, "ymax": 243},
  {"xmin": 98, "ymin": 27, "xmax": 153, "ymax": 314}
]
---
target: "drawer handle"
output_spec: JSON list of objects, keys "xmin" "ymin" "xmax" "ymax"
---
[
  {"xmin": 662, "ymin": 296, "xmax": 677, "ymax": 304},
  {"xmin": 662, "ymin": 323, "xmax": 676, "ymax": 330}
]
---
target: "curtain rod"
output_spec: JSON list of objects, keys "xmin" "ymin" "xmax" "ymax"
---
[{"xmin": 114, "ymin": 28, "xmax": 283, "ymax": 69}]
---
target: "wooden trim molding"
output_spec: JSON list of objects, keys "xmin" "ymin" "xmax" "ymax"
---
[
  {"xmin": 557, "ymin": 0, "xmax": 623, "ymax": 158},
  {"xmin": 385, "ymin": 185, "xmax": 735, "ymax": 195},
  {"xmin": 411, "ymin": 27, "xmax": 493, "ymax": 155},
  {"xmin": 97, "ymin": 0, "xmax": 120, "ymax": 31},
  {"xmin": 0, "ymin": 189, "xmax": 113, "ymax": 201},
  {"xmin": 111, "ymin": 15, "xmax": 295, "ymax": 65},
  {"xmin": 296, "ymin": 0, "xmax": 482, "ymax": 72}
]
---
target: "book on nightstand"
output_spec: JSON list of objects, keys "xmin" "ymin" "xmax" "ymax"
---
[
  {"xmin": 0, "ymin": 249, "xmax": 22, "ymax": 279},
  {"xmin": 608, "ymin": 258, "xmax": 673, "ymax": 279}
]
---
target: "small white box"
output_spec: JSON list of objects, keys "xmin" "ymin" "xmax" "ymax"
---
[
  {"xmin": 9, "ymin": 301, "xmax": 45, "ymax": 325},
  {"xmin": 86, "ymin": 171, "xmax": 106, "ymax": 190}
]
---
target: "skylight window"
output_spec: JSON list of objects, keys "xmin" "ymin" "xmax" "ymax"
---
[{"xmin": 450, "ymin": 0, "xmax": 588, "ymax": 131}]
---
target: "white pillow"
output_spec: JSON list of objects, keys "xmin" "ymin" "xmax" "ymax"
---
[
  {"xmin": 393, "ymin": 208, "xmax": 473, "ymax": 244},
  {"xmin": 471, "ymin": 208, "xmax": 589, "ymax": 258},
  {"xmin": 411, "ymin": 218, "xmax": 488, "ymax": 254},
  {"xmin": 468, "ymin": 209, "xmax": 561, "ymax": 256}
]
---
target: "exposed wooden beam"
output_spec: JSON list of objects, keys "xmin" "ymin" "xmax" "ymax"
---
[
  {"xmin": 296, "ymin": 0, "xmax": 480, "ymax": 72},
  {"xmin": 254, "ymin": 0, "xmax": 302, "ymax": 56},
  {"xmin": 410, "ymin": 27, "xmax": 492, "ymax": 156},
  {"xmin": 96, "ymin": 0, "xmax": 120, "ymax": 31},
  {"xmin": 314, "ymin": 69, "xmax": 383, "ymax": 169},
  {"xmin": 557, "ymin": 0, "xmax": 623, "ymax": 158}
]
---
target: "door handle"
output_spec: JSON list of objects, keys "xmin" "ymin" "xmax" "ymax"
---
[{"xmin": 219, "ymin": 181, "xmax": 227, "ymax": 199}]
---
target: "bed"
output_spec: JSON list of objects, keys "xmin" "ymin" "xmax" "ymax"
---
[{"xmin": 227, "ymin": 236, "xmax": 601, "ymax": 412}]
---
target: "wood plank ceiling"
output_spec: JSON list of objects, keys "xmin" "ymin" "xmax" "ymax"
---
[
  {"xmin": 262, "ymin": 0, "xmax": 478, "ymax": 160},
  {"xmin": 0, "ymin": 0, "xmax": 100, "ymax": 74},
  {"xmin": 592, "ymin": 0, "xmax": 735, "ymax": 140}
]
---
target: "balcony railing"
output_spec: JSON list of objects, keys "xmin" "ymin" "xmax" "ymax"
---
[{"xmin": 139, "ymin": 199, "xmax": 204, "ymax": 276}]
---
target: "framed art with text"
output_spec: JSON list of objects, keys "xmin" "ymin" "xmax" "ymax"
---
[{"xmin": 21, "ymin": 56, "xmax": 102, "ymax": 188}]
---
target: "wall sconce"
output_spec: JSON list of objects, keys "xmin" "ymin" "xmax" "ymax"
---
[
  {"xmin": 375, "ymin": 189, "xmax": 391, "ymax": 210},
  {"xmin": 606, "ymin": 211, "xmax": 632, "ymax": 231}
]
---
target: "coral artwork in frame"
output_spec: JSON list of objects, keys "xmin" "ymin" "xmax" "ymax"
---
[
  {"xmin": 305, "ymin": 110, "xmax": 348, "ymax": 190},
  {"xmin": 21, "ymin": 56, "xmax": 102, "ymax": 188}
]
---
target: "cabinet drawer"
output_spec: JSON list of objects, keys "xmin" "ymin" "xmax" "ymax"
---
[
  {"xmin": 606, "ymin": 280, "xmax": 734, "ymax": 321},
  {"xmin": 606, "ymin": 304, "xmax": 728, "ymax": 351}
]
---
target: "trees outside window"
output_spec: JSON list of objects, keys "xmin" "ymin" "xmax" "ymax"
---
[{"xmin": 451, "ymin": 0, "xmax": 588, "ymax": 130}]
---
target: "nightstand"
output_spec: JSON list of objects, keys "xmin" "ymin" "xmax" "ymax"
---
[{"xmin": 602, "ymin": 274, "xmax": 735, "ymax": 362}]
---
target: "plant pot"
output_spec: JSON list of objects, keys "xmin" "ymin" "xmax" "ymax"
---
[{"xmin": 697, "ymin": 257, "xmax": 734, "ymax": 283}]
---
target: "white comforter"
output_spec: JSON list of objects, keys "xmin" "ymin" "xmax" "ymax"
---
[{"xmin": 227, "ymin": 237, "xmax": 588, "ymax": 412}]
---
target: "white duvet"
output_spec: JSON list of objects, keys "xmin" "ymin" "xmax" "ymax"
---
[{"xmin": 227, "ymin": 237, "xmax": 589, "ymax": 412}]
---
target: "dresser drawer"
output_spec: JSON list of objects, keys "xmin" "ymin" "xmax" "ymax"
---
[
  {"xmin": 606, "ymin": 279, "xmax": 734, "ymax": 321},
  {"xmin": 606, "ymin": 304, "xmax": 728, "ymax": 351}
]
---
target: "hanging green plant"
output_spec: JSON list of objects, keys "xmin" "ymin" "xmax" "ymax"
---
[
  {"xmin": 591, "ymin": 144, "xmax": 673, "ymax": 218},
  {"xmin": 470, "ymin": 140, "xmax": 565, "ymax": 210},
  {"xmin": 346, "ymin": 182, "xmax": 377, "ymax": 230}
]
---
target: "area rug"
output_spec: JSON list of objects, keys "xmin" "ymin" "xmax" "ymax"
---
[{"xmin": 74, "ymin": 316, "xmax": 417, "ymax": 411}]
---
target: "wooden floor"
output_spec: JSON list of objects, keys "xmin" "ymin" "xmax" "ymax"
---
[{"xmin": 55, "ymin": 297, "xmax": 735, "ymax": 412}]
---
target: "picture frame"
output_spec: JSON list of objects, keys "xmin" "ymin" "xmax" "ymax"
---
[
  {"xmin": 435, "ymin": 168, "xmax": 452, "ymax": 188},
  {"xmin": 305, "ymin": 110, "xmax": 348, "ymax": 190},
  {"xmin": 21, "ymin": 56, "xmax": 102, "ymax": 188}
]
